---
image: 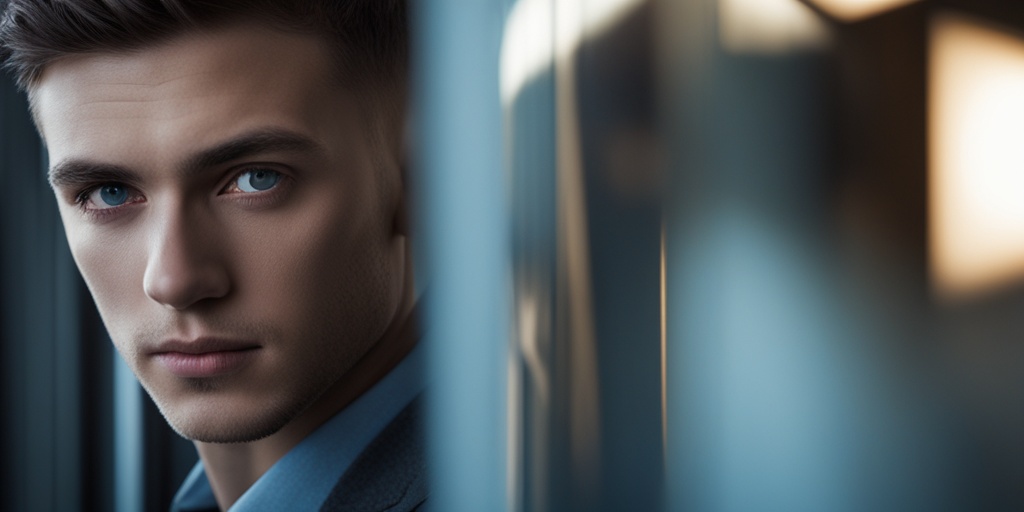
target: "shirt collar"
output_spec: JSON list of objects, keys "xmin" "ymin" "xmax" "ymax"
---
[{"xmin": 172, "ymin": 340, "xmax": 426, "ymax": 512}]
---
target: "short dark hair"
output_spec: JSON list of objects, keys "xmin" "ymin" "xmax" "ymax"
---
[
  {"xmin": 0, "ymin": 0, "xmax": 407, "ymax": 93},
  {"xmin": 0, "ymin": 0, "xmax": 408, "ymax": 165}
]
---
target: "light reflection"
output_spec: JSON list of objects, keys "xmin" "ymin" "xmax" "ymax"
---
[
  {"xmin": 808, "ymin": 0, "xmax": 921, "ymax": 23},
  {"xmin": 718, "ymin": 0, "xmax": 829, "ymax": 55},
  {"xmin": 582, "ymin": 0, "xmax": 646, "ymax": 41},
  {"xmin": 929, "ymin": 12, "xmax": 1024, "ymax": 300},
  {"xmin": 660, "ymin": 219, "xmax": 667, "ymax": 459},
  {"xmin": 501, "ymin": 0, "xmax": 645, "ymax": 107},
  {"xmin": 500, "ymin": 0, "xmax": 553, "ymax": 107},
  {"xmin": 518, "ymin": 292, "xmax": 550, "ymax": 406},
  {"xmin": 507, "ymin": 316, "xmax": 523, "ymax": 512}
]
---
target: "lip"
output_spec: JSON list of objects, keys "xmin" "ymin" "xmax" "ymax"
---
[{"xmin": 152, "ymin": 338, "xmax": 260, "ymax": 378}]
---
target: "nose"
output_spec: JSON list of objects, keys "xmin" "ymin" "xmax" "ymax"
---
[{"xmin": 143, "ymin": 209, "xmax": 230, "ymax": 310}]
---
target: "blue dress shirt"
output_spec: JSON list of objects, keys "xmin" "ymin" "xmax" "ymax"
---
[{"xmin": 171, "ymin": 342, "xmax": 426, "ymax": 512}]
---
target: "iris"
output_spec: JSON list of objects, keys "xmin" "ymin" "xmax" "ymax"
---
[
  {"xmin": 99, "ymin": 184, "xmax": 129, "ymax": 206},
  {"xmin": 239, "ymin": 169, "xmax": 281, "ymax": 192}
]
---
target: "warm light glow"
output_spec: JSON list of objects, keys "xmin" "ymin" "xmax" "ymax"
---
[
  {"xmin": 718, "ymin": 0, "xmax": 829, "ymax": 54},
  {"xmin": 930, "ymin": 13, "xmax": 1024, "ymax": 300},
  {"xmin": 809, "ymin": 0, "xmax": 921, "ymax": 22}
]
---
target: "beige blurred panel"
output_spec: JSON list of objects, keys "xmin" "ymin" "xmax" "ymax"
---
[
  {"xmin": 809, "ymin": 0, "xmax": 920, "ymax": 22},
  {"xmin": 930, "ymin": 12, "xmax": 1024, "ymax": 300},
  {"xmin": 718, "ymin": 0, "xmax": 829, "ymax": 54},
  {"xmin": 555, "ymin": 0, "xmax": 601, "ymax": 504}
]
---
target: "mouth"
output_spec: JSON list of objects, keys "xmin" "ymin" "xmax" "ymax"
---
[{"xmin": 151, "ymin": 338, "xmax": 261, "ymax": 378}]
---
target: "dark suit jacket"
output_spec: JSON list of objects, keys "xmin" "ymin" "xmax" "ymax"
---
[
  {"xmin": 176, "ymin": 397, "xmax": 427, "ymax": 512},
  {"xmin": 319, "ymin": 397, "xmax": 428, "ymax": 512}
]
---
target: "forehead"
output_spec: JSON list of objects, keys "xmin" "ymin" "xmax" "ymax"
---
[{"xmin": 31, "ymin": 23, "xmax": 347, "ymax": 167}]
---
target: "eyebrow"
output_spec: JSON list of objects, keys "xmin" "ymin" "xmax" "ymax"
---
[
  {"xmin": 47, "ymin": 161, "xmax": 137, "ymax": 189},
  {"xmin": 48, "ymin": 128, "xmax": 325, "ymax": 188}
]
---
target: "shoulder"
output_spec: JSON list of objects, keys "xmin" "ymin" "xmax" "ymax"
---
[{"xmin": 319, "ymin": 396, "xmax": 428, "ymax": 512}]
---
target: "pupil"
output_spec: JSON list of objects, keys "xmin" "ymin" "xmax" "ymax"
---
[{"xmin": 100, "ymin": 185, "xmax": 128, "ymax": 206}]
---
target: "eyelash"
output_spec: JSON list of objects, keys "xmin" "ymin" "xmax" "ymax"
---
[{"xmin": 72, "ymin": 167, "xmax": 289, "ymax": 219}]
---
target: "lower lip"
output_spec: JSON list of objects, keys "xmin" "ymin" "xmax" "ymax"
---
[{"xmin": 154, "ymin": 349, "xmax": 259, "ymax": 378}]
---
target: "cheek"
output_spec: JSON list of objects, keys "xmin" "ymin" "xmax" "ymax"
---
[
  {"xmin": 229, "ymin": 196, "xmax": 396, "ymax": 341},
  {"xmin": 64, "ymin": 219, "xmax": 148, "ymax": 320},
  {"xmin": 60, "ymin": 216, "xmax": 152, "ymax": 364}
]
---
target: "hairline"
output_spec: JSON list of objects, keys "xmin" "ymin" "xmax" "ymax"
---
[
  {"xmin": 23, "ymin": 19, "xmax": 367, "ymax": 120},
  {"xmin": 24, "ymin": 19, "xmax": 405, "ymax": 162}
]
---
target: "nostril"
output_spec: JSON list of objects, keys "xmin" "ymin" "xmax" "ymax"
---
[
  {"xmin": 143, "ymin": 243, "xmax": 230, "ymax": 310},
  {"xmin": 145, "ymin": 269, "xmax": 231, "ymax": 310}
]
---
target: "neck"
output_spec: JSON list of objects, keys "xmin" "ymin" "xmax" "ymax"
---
[{"xmin": 195, "ymin": 299, "xmax": 419, "ymax": 511}]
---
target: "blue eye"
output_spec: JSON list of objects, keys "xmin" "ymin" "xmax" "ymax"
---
[
  {"xmin": 236, "ymin": 169, "xmax": 282, "ymax": 193},
  {"xmin": 83, "ymin": 183, "xmax": 132, "ymax": 209},
  {"xmin": 99, "ymin": 184, "xmax": 129, "ymax": 206}
]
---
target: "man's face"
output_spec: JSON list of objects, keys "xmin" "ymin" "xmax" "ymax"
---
[{"xmin": 33, "ymin": 24, "xmax": 407, "ymax": 442}]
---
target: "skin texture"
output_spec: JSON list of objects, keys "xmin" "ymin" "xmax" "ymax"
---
[{"xmin": 33, "ymin": 24, "xmax": 414, "ymax": 510}]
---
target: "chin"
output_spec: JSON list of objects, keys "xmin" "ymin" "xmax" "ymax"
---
[
  {"xmin": 169, "ymin": 417, "xmax": 284, "ymax": 444},
  {"xmin": 153, "ymin": 389, "xmax": 310, "ymax": 444}
]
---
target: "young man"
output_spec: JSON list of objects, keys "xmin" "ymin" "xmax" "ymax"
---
[{"xmin": 0, "ymin": 1, "xmax": 423, "ymax": 510}]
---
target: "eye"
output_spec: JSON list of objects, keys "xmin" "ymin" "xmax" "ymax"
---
[
  {"xmin": 85, "ymin": 183, "xmax": 133, "ymax": 209},
  {"xmin": 233, "ymin": 169, "xmax": 282, "ymax": 193}
]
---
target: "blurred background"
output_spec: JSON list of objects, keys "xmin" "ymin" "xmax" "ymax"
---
[{"xmin": 5, "ymin": 0, "xmax": 1024, "ymax": 510}]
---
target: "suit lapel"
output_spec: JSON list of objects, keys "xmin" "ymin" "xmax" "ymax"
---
[{"xmin": 319, "ymin": 396, "xmax": 428, "ymax": 512}]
